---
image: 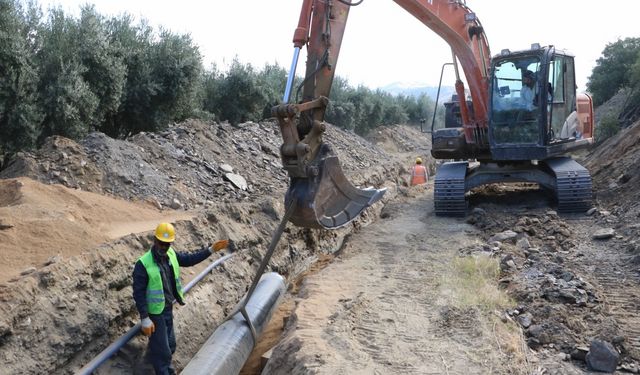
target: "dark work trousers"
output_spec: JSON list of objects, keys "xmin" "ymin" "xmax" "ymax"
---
[{"xmin": 148, "ymin": 307, "xmax": 176, "ymax": 375}]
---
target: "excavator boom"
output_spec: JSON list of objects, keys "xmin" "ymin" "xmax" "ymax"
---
[
  {"xmin": 274, "ymin": 0, "xmax": 491, "ymax": 229},
  {"xmin": 275, "ymin": 0, "xmax": 594, "ymax": 224}
]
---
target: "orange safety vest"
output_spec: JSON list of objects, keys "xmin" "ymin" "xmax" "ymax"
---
[{"xmin": 410, "ymin": 165, "xmax": 428, "ymax": 185}]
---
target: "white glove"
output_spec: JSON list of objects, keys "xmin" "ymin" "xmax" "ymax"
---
[{"xmin": 141, "ymin": 317, "xmax": 155, "ymax": 336}]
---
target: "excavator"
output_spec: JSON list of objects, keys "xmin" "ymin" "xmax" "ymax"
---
[{"xmin": 272, "ymin": 0, "xmax": 594, "ymax": 227}]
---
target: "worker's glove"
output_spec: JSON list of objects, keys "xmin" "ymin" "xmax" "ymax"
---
[
  {"xmin": 227, "ymin": 240, "xmax": 236, "ymax": 253},
  {"xmin": 141, "ymin": 317, "xmax": 155, "ymax": 336},
  {"xmin": 211, "ymin": 239, "xmax": 229, "ymax": 252}
]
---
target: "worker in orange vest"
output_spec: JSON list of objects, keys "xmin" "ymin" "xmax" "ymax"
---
[{"xmin": 410, "ymin": 157, "xmax": 428, "ymax": 186}]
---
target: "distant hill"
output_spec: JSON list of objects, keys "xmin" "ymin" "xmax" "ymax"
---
[{"xmin": 379, "ymin": 82, "xmax": 456, "ymax": 103}]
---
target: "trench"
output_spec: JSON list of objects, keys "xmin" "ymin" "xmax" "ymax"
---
[{"xmin": 239, "ymin": 253, "xmax": 338, "ymax": 374}]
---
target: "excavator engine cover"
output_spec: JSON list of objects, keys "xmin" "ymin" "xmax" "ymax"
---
[{"xmin": 285, "ymin": 143, "xmax": 386, "ymax": 229}]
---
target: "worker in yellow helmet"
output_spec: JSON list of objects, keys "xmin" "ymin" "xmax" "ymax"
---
[
  {"xmin": 410, "ymin": 157, "xmax": 428, "ymax": 186},
  {"xmin": 132, "ymin": 222, "xmax": 232, "ymax": 374}
]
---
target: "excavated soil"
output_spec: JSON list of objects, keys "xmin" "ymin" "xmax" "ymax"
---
[
  {"xmin": 1, "ymin": 116, "xmax": 640, "ymax": 374},
  {"xmin": 0, "ymin": 177, "xmax": 194, "ymax": 283}
]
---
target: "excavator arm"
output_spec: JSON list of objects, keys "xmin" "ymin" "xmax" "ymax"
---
[{"xmin": 272, "ymin": 0, "xmax": 491, "ymax": 229}]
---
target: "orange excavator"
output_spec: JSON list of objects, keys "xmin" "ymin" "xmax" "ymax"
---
[{"xmin": 272, "ymin": 0, "xmax": 594, "ymax": 227}]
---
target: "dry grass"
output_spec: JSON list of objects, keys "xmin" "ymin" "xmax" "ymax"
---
[
  {"xmin": 447, "ymin": 254, "xmax": 512, "ymax": 311},
  {"xmin": 440, "ymin": 253, "xmax": 532, "ymax": 374}
]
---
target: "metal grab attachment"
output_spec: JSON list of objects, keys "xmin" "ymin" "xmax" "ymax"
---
[
  {"xmin": 286, "ymin": 145, "xmax": 386, "ymax": 229},
  {"xmin": 224, "ymin": 199, "xmax": 298, "ymax": 346},
  {"xmin": 273, "ymin": 100, "xmax": 386, "ymax": 229}
]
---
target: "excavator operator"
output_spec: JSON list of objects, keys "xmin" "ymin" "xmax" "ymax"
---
[
  {"xmin": 520, "ymin": 70, "xmax": 536, "ymax": 111},
  {"xmin": 132, "ymin": 222, "xmax": 231, "ymax": 374}
]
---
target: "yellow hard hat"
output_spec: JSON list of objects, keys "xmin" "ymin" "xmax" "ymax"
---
[
  {"xmin": 416, "ymin": 157, "xmax": 423, "ymax": 164},
  {"xmin": 155, "ymin": 222, "xmax": 175, "ymax": 243}
]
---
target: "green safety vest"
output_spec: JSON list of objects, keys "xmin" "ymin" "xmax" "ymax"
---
[{"xmin": 139, "ymin": 248, "xmax": 184, "ymax": 314}]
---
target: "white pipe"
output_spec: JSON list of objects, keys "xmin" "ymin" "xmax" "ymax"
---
[{"xmin": 181, "ymin": 273, "xmax": 286, "ymax": 375}]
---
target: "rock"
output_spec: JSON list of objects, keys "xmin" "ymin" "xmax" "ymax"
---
[
  {"xmin": 517, "ymin": 312, "xmax": 533, "ymax": 328},
  {"xmin": 0, "ymin": 221, "xmax": 14, "ymax": 230},
  {"xmin": 620, "ymin": 363, "xmax": 639, "ymax": 374},
  {"xmin": 259, "ymin": 198, "xmax": 283, "ymax": 220},
  {"xmin": 516, "ymin": 237, "xmax": 531, "ymax": 250},
  {"xmin": 220, "ymin": 163, "xmax": 234, "ymax": 173},
  {"xmin": 150, "ymin": 198, "xmax": 163, "ymax": 210},
  {"xmin": 224, "ymin": 173, "xmax": 248, "ymax": 190},
  {"xmin": 592, "ymin": 228, "xmax": 615, "ymax": 240},
  {"xmin": 489, "ymin": 230, "xmax": 518, "ymax": 243},
  {"xmin": 571, "ymin": 346, "xmax": 589, "ymax": 361},
  {"xmin": 618, "ymin": 173, "xmax": 631, "ymax": 184},
  {"xmin": 0, "ymin": 320, "xmax": 12, "ymax": 345},
  {"xmin": 586, "ymin": 340, "xmax": 619, "ymax": 373},
  {"xmin": 43, "ymin": 255, "xmax": 61, "ymax": 266},
  {"xmin": 471, "ymin": 207, "xmax": 486, "ymax": 215},
  {"xmin": 20, "ymin": 267, "xmax": 37, "ymax": 276},
  {"xmin": 170, "ymin": 198, "xmax": 182, "ymax": 209},
  {"xmin": 586, "ymin": 207, "xmax": 597, "ymax": 216}
]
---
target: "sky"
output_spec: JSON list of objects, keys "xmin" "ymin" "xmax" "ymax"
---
[{"xmin": 36, "ymin": 0, "xmax": 638, "ymax": 93}]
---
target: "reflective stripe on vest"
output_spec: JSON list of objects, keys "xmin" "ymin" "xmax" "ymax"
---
[
  {"xmin": 411, "ymin": 165, "xmax": 427, "ymax": 185},
  {"xmin": 139, "ymin": 248, "xmax": 184, "ymax": 314}
]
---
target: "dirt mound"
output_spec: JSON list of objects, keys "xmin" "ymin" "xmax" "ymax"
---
[
  {"xmin": 0, "ymin": 177, "xmax": 194, "ymax": 283},
  {"xmin": 581, "ymin": 119, "xmax": 640, "ymax": 249},
  {"xmin": 466, "ymin": 194, "xmax": 640, "ymax": 372},
  {"xmin": 1, "ymin": 120, "xmax": 397, "ymax": 210},
  {"xmin": 593, "ymin": 89, "xmax": 630, "ymax": 125}
]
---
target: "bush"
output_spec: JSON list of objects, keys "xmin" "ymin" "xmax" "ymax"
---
[{"xmin": 596, "ymin": 115, "xmax": 620, "ymax": 142}]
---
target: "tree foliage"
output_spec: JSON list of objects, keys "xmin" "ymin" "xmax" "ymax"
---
[
  {"xmin": 587, "ymin": 37, "xmax": 640, "ymax": 106},
  {"xmin": 0, "ymin": 0, "xmax": 42, "ymax": 155},
  {"xmin": 0, "ymin": 0, "xmax": 444, "ymax": 159}
]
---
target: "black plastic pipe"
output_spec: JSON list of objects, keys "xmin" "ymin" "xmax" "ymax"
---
[
  {"xmin": 76, "ymin": 252, "xmax": 236, "ymax": 375},
  {"xmin": 180, "ymin": 272, "xmax": 286, "ymax": 375}
]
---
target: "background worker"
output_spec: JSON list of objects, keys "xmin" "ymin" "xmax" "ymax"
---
[
  {"xmin": 132, "ymin": 222, "xmax": 230, "ymax": 375},
  {"xmin": 410, "ymin": 157, "xmax": 428, "ymax": 186}
]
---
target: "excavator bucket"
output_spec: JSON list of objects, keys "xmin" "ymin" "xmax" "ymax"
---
[{"xmin": 285, "ymin": 144, "xmax": 386, "ymax": 229}]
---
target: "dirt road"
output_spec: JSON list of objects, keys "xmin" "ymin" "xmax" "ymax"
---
[{"xmin": 264, "ymin": 188, "xmax": 527, "ymax": 374}]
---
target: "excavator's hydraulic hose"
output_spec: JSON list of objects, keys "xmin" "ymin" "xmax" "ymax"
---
[
  {"xmin": 337, "ymin": 0, "xmax": 364, "ymax": 6},
  {"xmin": 223, "ymin": 198, "xmax": 297, "ymax": 345}
]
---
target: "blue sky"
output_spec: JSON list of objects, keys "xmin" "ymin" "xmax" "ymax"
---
[{"xmin": 37, "ymin": 0, "xmax": 639, "ymax": 92}]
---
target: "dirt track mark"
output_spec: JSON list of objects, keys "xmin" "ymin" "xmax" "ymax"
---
[
  {"xmin": 570, "ymin": 221, "xmax": 640, "ymax": 360},
  {"xmin": 264, "ymin": 191, "xmax": 524, "ymax": 374}
]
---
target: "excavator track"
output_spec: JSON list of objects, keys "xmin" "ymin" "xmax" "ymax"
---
[
  {"xmin": 433, "ymin": 161, "xmax": 468, "ymax": 217},
  {"xmin": 543, "ymin": 157, "xmax": 593, "ymax": 213}
]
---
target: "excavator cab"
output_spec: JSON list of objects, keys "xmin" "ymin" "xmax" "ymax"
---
[{"xmin": 488, "ymin": 45, "xmax": 594, "ymax": 160}]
